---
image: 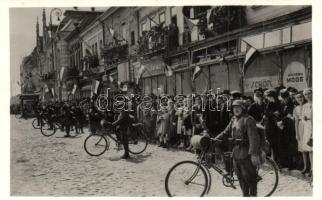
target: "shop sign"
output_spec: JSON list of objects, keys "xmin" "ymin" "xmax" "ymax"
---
[
  {"xmin": 141, "ymin": 56, "xmax": 165, "ymax": 78},
  {"xmin": 283, "ymin": 61, "xmax": 308, "ymax": 91},
  {"xmin": 244, "ymin": 75, "xmax": 279, "ymax": 92}
]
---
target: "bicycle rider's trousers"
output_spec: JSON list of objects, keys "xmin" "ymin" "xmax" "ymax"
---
[{"xmin": 233, "ymin": 156, "xmax": 258, "ymax": 196}]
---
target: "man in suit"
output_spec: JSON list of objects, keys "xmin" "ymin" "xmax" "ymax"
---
[{"xmin": 215, "ymin": 100, "xmax": 261, "ymax": 196}]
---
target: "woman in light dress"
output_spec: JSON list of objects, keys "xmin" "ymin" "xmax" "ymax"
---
[
  {"xmin": 302, "ymin": 88, "xmax": 313, "ymax": 176},
  {"xmin": 293, "ymin": 92, "xmax": 309, "ymax": 173}
]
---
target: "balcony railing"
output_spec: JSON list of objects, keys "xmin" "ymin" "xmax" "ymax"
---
[
  {"xmin": 101, "ymin": 43, "xmax": 129, "ymax": 65},
  {"xmin": 138, "ymin": 24, "xmax": 179, "ymax": 55}
]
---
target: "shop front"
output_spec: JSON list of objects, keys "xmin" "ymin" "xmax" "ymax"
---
[
  {"xmin": 240, "ymin": 19, "xmax": 311, "ymax": 94},
  {"xmin": 141, "ymin": 56, "xmax": 166, "ymax": 95}
]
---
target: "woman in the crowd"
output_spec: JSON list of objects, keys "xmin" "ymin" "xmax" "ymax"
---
[
  {"xmin": 293, "ymin": 91, "xmax": 309, "ymax": 173},
  {"xmin": 302, "ymin": 88, "xmax": 313, "ymax": 177}
]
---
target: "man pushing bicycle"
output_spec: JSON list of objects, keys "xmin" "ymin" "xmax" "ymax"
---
[{"xmin": 214, "ymin": 100, "xmax": 261, "ymax": 197}]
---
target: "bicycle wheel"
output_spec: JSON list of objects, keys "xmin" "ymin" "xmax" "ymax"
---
[
  {"xmin": 40, "ymin": 120, "xmax": 56, "ymax": 136},
  {"xmin": 84, "ymin": 134, "xmax": 109, "ymax": 156},
  {"xmin": 165, "ymin": 160, "xmax": 208, "ymax": 197},
  {"xmin": 257, "ymin": 156, "xmax": 279, "ymax": 197},
  {"xmin": 32, "ymin": 118, "xmax": 42, "ymax": 129},
  {"xmin": 128, "ymin": 128, "xmax": 148, "ymax": 154}
]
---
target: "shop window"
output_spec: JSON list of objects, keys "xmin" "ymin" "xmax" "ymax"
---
[
  {"xmin": 141, "ymin": 21, "xmax": 147, "ymax": 35},
  {"xmin": 292, "ymin": 21, "xmax": 312, "ymax": 42},
  {"xmin": 282, "ymin": 27, "xmax": 291, "ymax": 44},
  {"xmin": 182, "ymin": 70, "xmax": 192, "ymax": 95},
  {"xmin": 131, "ymin": 31, "xmax": 135, "ymax": 46},
  {"xmin": 95, "ymin": 43, "xmax": 98, "ymax": 55},
  {"xmin": 99, "ymin": 40, "xmax": 102, "ymax": 50},
  {"xmin": 192, "ymin": 48, "xmax": 207, "ymax": 64},
  {"xmin": 121, "ymin": 23, "xmax": 127, "ymax": 40},
  {"xmin": 157, "ymin": 76, "xmax": 166, "ymax": 94},
  {"xmin": 171, "ymin": 15, "xmax": 177, "ymax": 26},
  {"xmin": 151, "ymin": 77, "xmax": 158, "ymax": 95},
  {"xmin": 175, "ymin": 73, "xmax": 182, "ymax": 94},
  {"xmin": 167, "ymin": 75, "xmax": 175, "ymax": 95},
  {"xmin": 144, "ymin": 78, "xmax": 151, "ymax": 94},
  {"xmin": 264, "ymin": 30, "xmax": 282, "ymax": 48}
]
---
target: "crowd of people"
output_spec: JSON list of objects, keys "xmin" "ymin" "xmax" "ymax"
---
[
  {"xmin": 30, "ymin": 86, "xmax": 313, "ymax": 175},
  {"xmin": 138, "ymin": 87, "xmax": 313, "ymax": 176}
]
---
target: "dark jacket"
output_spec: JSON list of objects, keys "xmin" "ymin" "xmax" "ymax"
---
[
  {"xmin": 216, "ymin": 114, "xmax": 260, "ymax": 160},
  {"xmin": 248, "ymin": 102, "xmax": 266, "ymax": 123},
  {"xmin": 112, "ymin": 110, "xmax": 132, "ymax": 132}
]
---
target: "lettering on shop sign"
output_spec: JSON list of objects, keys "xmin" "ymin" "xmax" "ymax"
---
[
  {"xmin": 244, "ymin": 75, "xmax": 279, "ymax": 92},
  {"xmin": 283, "ymin": 61, "xmax": 308, "ymax": 91}
]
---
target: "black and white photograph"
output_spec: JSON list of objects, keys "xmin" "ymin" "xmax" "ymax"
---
[{"xmin": 6, "ymin": 1, "xmax": 316, "ymax": 197}]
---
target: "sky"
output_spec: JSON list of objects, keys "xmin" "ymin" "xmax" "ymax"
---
[{"xmin": 9, "ymin": 7, "xmax": 107, "ymax": 97}]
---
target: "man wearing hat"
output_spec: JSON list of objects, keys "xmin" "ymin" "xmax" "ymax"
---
[
  {"xmin": 248, "ymin": 88, "xmax": 266, "ymax": 123},
  {"xmin": 215, "ymin": 100, "xmax": 261, "ymax": 196}
]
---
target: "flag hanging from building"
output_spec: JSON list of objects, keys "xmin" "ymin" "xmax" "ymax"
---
[
  {"xmin": 51, "ymin": 88, "xmax": 55, "ymax": 97},
  {"xmin": 109, "ymin": 27, "xmax": 115, "ymax": 37},
  {"xmin": 136, "ymin": 64, "xmax": 146, "ymax": 84},
  {"xmin": 44, "ymin": 84, "xmax": 49, "ymax": 93},
  {"xmin": 184, "ymin": 16, "xmax": 199, "ymax": 31},
  {"xmin": 242, "ymin": 40, "xmax": 258, "ymax": 74},
  {"xmin": 72, "ymin": 84, "xmax": 77, "ymax": 95},
  {"xmin": 60, "ymin": 67, "xmax": 65, "ymax": 81},
  {"xmin": 165, "ymin": 64, "xmax": 173, "ymax": 77},
  {"xmin": 192, "ymin": 66, "xmax": 202, "ymax": 81},
  {"xmin": 109, "ymin": 74, "xmax": 114, "ymax": 83},
  {"xmin": 94, "ymin": 80, "xmax": 100, "ymax": 94}
]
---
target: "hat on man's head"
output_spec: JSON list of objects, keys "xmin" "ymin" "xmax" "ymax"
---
[
  {"xmin": 287, "ymin": 87, "xmax": 298, "ymax": 94},
  {"xmin": 265, "ymin": 89, "xmax": 277, "ymax": 98},
  {"xmin": 254, "ymin": 88, "xmax": 264, "ymax": 97},
  {"xmin": 231, "ymin": 90, "xmax": 242, "ymax": 99},
  {"xmin": 280, "ymin": 88, "xmax": 290, "ymax": 98},
  {"xmin": 232, "ymin": 99, "xmax": 246, "ymax": 110}
]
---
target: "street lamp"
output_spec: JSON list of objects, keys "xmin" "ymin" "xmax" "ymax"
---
[{"xmin": 49, "ymin": 8, "xmax": 62, "ymax": 101}]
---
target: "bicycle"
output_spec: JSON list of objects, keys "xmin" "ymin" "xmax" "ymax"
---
[
  {"xmin": 32, "ymin": 117, "xmax": 45, "ymax": 129},
  {"xmin": 165, "ymin": 137, "xmax": 279, "ymax": 197},
  {"xmin": 84, "ymin": 122, "xmax": 148, "ymax": 156},
  {"xmin": 40, "ymin": 114, "xmax": 77, "ymax": 137}
]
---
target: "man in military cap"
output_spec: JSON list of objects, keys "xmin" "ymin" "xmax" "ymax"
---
[{"xmin": 215, "ymin": 100, "xmax": 261, "ymax": 196}]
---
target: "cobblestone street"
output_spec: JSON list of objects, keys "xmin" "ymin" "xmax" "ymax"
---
[{"xmin": 10, "ymin": 116, "xmax": 312, "ymax": 196}]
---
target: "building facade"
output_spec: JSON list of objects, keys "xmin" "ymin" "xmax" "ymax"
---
[{"xmin": 21, "ymin": 6, "xmax": 312, "ymax": 102}]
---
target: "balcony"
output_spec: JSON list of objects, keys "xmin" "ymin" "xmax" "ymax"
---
[
  {"xmin": 101, "ymin": 43, "xmax": 129, "ymax": 65},
  {"xmin": 83, "ymin": 55, "xmax": 99, "ymax": 69},
  {"xmin": 139, "ymin": 24, "xmax": 179, "ymax": 56},
  {"xmin": 198, "ymin": 6, "xmax": 247, "ymax": 39}
]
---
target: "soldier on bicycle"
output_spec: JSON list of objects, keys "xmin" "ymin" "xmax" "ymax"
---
[{"xmin": 214, "ymin": 100, "xmax": 261, "ymax": 196}]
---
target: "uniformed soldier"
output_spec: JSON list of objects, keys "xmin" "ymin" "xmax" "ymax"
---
[
  {"xmin": 111, "ymin": 99, "xmax": 133, "ymax": 159},
  {"xmin": 215, "ymin": 100, "xmax": 261, "ymax": 196}
]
